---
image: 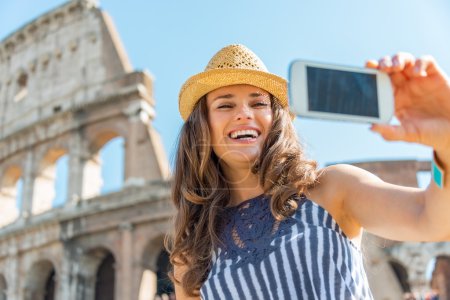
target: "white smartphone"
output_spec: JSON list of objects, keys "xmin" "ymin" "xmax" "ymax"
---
[{"xmin": 288, "ymin": 60, "xmax": 394, "ymax": 123}]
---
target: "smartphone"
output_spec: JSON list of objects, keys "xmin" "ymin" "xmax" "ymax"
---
[{"xmin": 288, "ymin": 60, "xmax": 394, "ymax": 123}]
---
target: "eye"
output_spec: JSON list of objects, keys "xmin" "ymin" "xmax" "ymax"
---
[
  {"xmin": 217, "ymin": 103, "xmax": 233, "ymax": 109},
  {"xmin": 253, "ymin": 101, "xmax": 269, "ymax": 107}
]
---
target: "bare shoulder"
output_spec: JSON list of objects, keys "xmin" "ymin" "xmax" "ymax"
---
[
  {"xmin": 311, "ymin": 163, "xmax": 382, "ymax": 204},
  {"xmin": 305, "ymin": 164, "xmax": 381, "ymax": 239},
  {"xmin": 306, "ymin": 164, "xmax": 356, "ymax": 204},
  {"xmin": 317, "ymin": 164, "xmax": 382, "ymax": 191},
  {"xmin": 303, "ymin": 165, "xmax": 343, "ymax": 212}
]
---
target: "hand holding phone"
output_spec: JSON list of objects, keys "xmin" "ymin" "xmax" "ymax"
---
[
  {"xmin": 288, "ymin": 60, "xmax": 394, "ymax": 123},
  {"xmin": 367, "ymin": 53, "xmax": 450, "ymax": 154}
]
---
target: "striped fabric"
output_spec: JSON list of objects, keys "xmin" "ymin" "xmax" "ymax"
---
[{"xmin": 200, "ymin": 194, "xmax": 373, "ymax": 299}]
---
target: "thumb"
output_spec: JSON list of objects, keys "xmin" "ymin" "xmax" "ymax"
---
[{"xmin": 370, "ymin": 124, "xmax": 410, "ymax": 142}]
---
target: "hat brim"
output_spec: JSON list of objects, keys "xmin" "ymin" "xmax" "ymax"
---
[{"xmin": 179, "ymin": 68, "xmax": 288, "ymax": 121}]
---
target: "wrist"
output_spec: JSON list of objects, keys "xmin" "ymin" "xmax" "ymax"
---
[
  {"xmin": 434, "ymin": 150, "xmax": 450, "ymax": 171},
  {"xmin": 432, "ymin": 150, "xmax": 448, "ymax": 189}
]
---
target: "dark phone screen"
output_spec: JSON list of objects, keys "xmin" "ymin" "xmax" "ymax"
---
[{"xmin": 306, "ymin": 66, "xmax": 379, "ymax": 117}]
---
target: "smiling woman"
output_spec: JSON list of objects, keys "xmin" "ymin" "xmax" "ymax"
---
[
  {"xmin": 167, "ymin": 44, "xmax": 321, "ymax": 299},
  {"xmin": 206, "ymin": 85, "xmax": 273, "ymax": 187},
  {"xmin": 166, "ymin": 44, "xmax": 450, "ymax": 300}
]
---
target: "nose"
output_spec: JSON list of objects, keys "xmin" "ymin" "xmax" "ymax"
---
[{"xmin": 235, "ymin": 104, "xmax": 253, "ymax": 120}]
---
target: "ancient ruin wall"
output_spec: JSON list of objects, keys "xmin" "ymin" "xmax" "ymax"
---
[{"xmin": 0, "ymin": 1, "xmax": 172, "ymax": 299}]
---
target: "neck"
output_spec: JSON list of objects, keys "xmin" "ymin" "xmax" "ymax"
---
[{"xmin": 222, "ymin": 163, "xmax": 264, "ymax": 207}]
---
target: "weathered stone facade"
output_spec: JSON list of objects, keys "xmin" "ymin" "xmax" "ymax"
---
[
  {"xmin": 1, "ymin": 1, "xmax": 449, "ymax": 300},
  {"xmin": 0, "ymin": 0, "xmax": 172, "ymax": 299}
]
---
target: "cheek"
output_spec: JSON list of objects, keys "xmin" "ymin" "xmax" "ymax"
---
[
  {"xmin": 208, "ymin": 115, "xmax": 225, "ymax": 145},
  {"xmin": 262, "ymin": 112, "xmax": 273, "ymax": 131},
  {"xmin": 260, "ymin": 113, "xmax": 273, "ymax": 143}
]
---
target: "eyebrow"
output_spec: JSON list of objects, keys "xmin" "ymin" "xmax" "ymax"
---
[{"xmin": 212, "ymin": 92, "xmax": 266, "ymax": 101}]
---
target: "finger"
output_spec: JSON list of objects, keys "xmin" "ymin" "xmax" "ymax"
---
[
  {"xmin": 389, "ymin": 72, "xmax": 408, "ymax": 87},
  {"xmin": 365, "ymin": 60, "xmax": 378, "ymax": 69},
  {"xmin": 370, "ymin": 124, "xmax": 409, "ymax": 142},
  {"xmin": 391, "ymin": 52, "xmax": 415, "ymax": 72},
  {"xmin": 412, "ymin": 55, "xmax": 441, "ymax": 77},
  {"xmin": 413, "ymin": 59, "xmax": 429, "ymax": 77},
  {"xmin": 371, "ymin": 119, "xmax": 422, "ymax": 143},
  {"xmin": 378, "ymin": 56, "xmax": 393, "ymax": 73}
]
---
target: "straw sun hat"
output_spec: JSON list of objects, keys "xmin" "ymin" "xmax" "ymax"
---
[{"xmin": 178, "ymin": 44, "xmax": 288, "ymax": 121}]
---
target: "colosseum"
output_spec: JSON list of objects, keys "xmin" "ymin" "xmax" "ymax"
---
[{"xmin": 0, "ymin": 0, "xmax": 449, "ymax": 299}]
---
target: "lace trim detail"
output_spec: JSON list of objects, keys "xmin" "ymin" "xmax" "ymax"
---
[{"xmin": 217, "ymin": 194, "xmax": 304, "ymax": 268}]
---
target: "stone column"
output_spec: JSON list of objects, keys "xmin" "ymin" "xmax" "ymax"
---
[
  {"xmin": 58, "ymin": 248, "xmax": 73, "ymax": 300},
  {"xmin": 6, "ymin": 240, "xmax": 19, "ymax": 300},
  {"xmin": 123, "ymin": 99, "xmax": 168, "ymax": 185},
  {"xmin": 123, "ymin": 101, "xmax": 148, "ymax": 186},
  {"xmin": 67, "ymin": 130, "xmax": 84, "ymax": 205},
  {"xmin": 118, "ymin": 222, "xmax": 134, "ymax": 299},
  {"xmin": 20, "ymin": 150, "xmax": 35, "ymax": 219}
]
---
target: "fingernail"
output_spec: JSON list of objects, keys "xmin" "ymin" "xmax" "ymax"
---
[{"xmin": 414, "ymin": 65, "xmax": 421, "ymax": 73}]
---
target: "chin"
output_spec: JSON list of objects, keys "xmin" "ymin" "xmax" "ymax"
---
[
  {"xmin": 219, "ymin": 151, "xmax": 260, "ymax": 167},
  {"xmin": 213, "ymin": 142, "xmax": 263, "ymax": 166}
]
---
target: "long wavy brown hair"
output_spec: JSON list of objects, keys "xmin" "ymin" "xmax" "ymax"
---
[{"xmin": 165, "ymin": 94, "xmax": 321, "ymax": 296}]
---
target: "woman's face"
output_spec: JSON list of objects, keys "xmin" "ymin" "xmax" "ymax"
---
[{"xmin": 206, "ymin": 84, "xmax": 273, "ymax": 168}]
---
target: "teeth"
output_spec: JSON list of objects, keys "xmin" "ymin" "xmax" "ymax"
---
[{"xmin": 230, "ymin": 129, "xmax": 259, "ymax": 139}]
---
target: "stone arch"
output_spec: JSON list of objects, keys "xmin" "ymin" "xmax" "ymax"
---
[
  {"xmin": 95, "ymin": 252, "xmax": 115, "ymax": 300},
  {"xmin": 52, "ymin": 154, "xmax": 69, "ymax": 207},
  {"xmin": 430, "ymin": 255, "xmax": 450, "ymax": 299},
  {"xmin": 138, "ymin": 235, "xmax": 174, "ymax": 299},
  {"xmin": 83, "ymin": 129, "xmax": 125, "ymax": 199},
  {"xmin": 77, "ymin": 247, "xmax": 116, "ymax": 300},
  {"xmin": 98, "ymin": 136, "xmax": 125, "ymax": 194},
  {"xmin": 85, "ymin": 118, "xmax": 129, "ymax": 157},
  {"xmin": 23, "ymin": 260, "xmax": 57, "ymax": 300},
  {"xmin": 0, "ymin": 165, "xmax": 23, "ymax": 227},
  {"xmin": 90, "ymin": 131, "xmax": 125, "ymax": 154},
  {"xmin": 389, "ymin": 259, "xmax": 411, "ymax": 293},
  {"xmin": 0, "ymin": 274, "xmax": 6, "ymax": 300},
  {"xmin": 32, "ymin": 148, "xmax": 68, "ymax": 215}
]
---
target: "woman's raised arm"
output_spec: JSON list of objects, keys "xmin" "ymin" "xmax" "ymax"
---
[{"xmin": 329, "ymin": 54, "xmax": 450, "ymax": 242}]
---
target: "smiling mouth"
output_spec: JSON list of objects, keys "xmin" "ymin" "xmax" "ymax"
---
[{"xmin": 228, "ymin": 129, "xmax": 260, "ymax": 140}]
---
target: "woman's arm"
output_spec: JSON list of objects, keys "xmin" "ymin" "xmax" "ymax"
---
[
  {"xmin": 327, "ymin": 163, "xmax": 448, "ymax": 242},
  {"xmin": 336, "ymin": 53, "xmax": 450, "ymax": 242}
]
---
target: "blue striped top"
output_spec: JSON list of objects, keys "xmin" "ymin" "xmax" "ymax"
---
[{"xmin": 200, "ymin": 194, "xmax": 373, "ymax": 299}]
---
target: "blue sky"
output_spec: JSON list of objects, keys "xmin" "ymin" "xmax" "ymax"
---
[{"xmin": 2, "ymin": 0, "xmax": 450, "ymax": 198}]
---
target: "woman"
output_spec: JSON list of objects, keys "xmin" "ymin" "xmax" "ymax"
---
[{"xmin": 167, "ymin": 44, "xmax": 450, "ymax": 299}]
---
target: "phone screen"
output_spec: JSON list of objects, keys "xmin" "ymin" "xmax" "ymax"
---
[{"xmin": 306, "ymin": 66, "xmax": 379, "ymax": 117}]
